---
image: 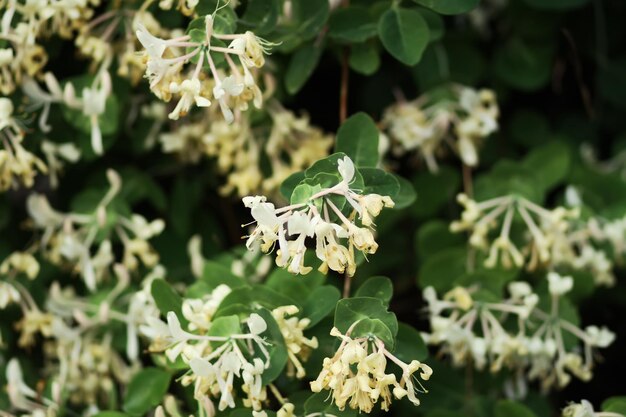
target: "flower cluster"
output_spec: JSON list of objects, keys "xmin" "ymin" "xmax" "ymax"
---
[
  {"xmin": 562, "ymin": 399, "xmax": 625, "ymax": 417},
  {"xmin": 450, "ymin": 193, "xmax": 620, "ymax": 286},
  {"xmin": 310, "ymin": 325, "xmax": 432, "ymax": 413},
  {"xmin": 4, "ymin": 265, "xmax": 164, "ymax": 413},
  {"xmin": 272, "ymin": 305, "xmax": 318, "ymax": 378},
  {"xmin": 25, "ymin": 170, "xmax": 164, "ymax": 290},
  {"xmin": 243, "ymin": 156, "xmax": 394, "ymax": 276},
  {"xmin": 156, "ymin": 102, "xmax": 332, "ymax": 197},
  {"xmin": 0, "ymin": 97, "xmax": 48, "ymax": 191},
  {"xmin": 422, "ymin": 273, "xmax": 615, "ymax": 392},
  {"xmin": 382, "ymin": 85, "xmax": 499, "ymax": 171},
  {"xmin": 0, "ymin": 0, "xmax": 101, "ymax": 95},
  {"xmin": 141, "ymin": 308, "xmax": 272, "ymax": 412},
  {"xmin": 136, "ymin": 11, "xmax": 274, "ymax": 123}
]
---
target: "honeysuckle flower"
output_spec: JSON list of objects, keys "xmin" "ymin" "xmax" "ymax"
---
[
  {"xmin": 451, "ymin": 193, "xmax": 583, "ymax": 272},
  {"xmin": 144, "ymin": 308, "xmax": 272, "ymax": 412},
  {"xmin": 311, "ymin": 325, "xmax": 431, "ymax": 412},
  {"xmin": 25, "ymin": 171, "xmax": 164, "ymax": 290},
  {"xmin": 0, "ymin": 251, "xmax": 40, "ymax": 279},
  {"xmin": 136, "ymin": 13, "xmax": 273, "ymax": 124},
  {"xmin": 272, "ymin": 305, "xmax": 318, "ymax": 378},
  {"xmin": 382, "ymin": 85, "xmax": 499, "ymax": 171},
  {"xmin": 547, "ymin": 272, "xmax": 574, "ymax": 296},
  {"xmin": 423, "ymin": 277, "xmax": 615, "ymax": 392},
  {"xmin": 242, "ymin": 156, "xmax": 394, "ymax": 277},
  {"xmin": 0, "ymin": 281, "xmax": 21, "ymax": 309}
]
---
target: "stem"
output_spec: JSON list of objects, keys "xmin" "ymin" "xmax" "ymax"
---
[
  {"xmin": 462, "ymin": 164, "xmax": 473, "ymax": 197},
  {"xmin": 339, "ymin": 47, "xmax": 349, "ymax": 124}
]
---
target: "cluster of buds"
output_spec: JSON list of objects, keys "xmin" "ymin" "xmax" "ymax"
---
[
  {"xmin": 23, "ymin": 68, "xmax": 111, "ymax": 155},
  {"xmin": 5, "ymin": 267, "xmax": 160, "ymax": 411},
  {"xmin": 5, "ymin": 358, "xmax": 59, "ymax": 417},
  {"xmin": 141, "ymin": 308, "xmax": 272, "ymax": 412},
  {"xmin": 589, "ymin": 216, "xmax": 626, "ymax": 261},
  {"xmin": 310, "ymin": 324, "xmax": 432, "ymax": 413},
  {"xmin": 135, "ymin": 11, "xmax": 274, "ymax": 122},
  {"xmin": 562, "ymin": 399, "xmax": 625, "ymax": 417},
  {"xmin": 0, "ymin": 98, "xmax": 48, "ymax": 191},
  {"xmin": 0, "ymin": 0, "xmax": 96, "ymax": 95},
  {"xmin": 451, "ymin": 193, "xmax": 582, "ymax": 268},
  {"xmin": 272, "ymin": 305, "xmax": 318, "ymax": 378},
  {"xmin": 26, "ymin": 170, "xmax": 164, "ymax": 290},
  {"xmin": 382, "ymin": 85, "xmax": 499, "ymax": 171},
  {"xmin": 181, "ymin": 284, "xmax": 232, "ymax": 332},
  {"xmin": 156, "ymin": 99, "xmax": 332, "ymax": 198},
  {"xmin": 260, "ymin": 106, "xmax": 333, "ymax": 195},
  {"xmin": 422, "ymin": 272, "xmax": 615, "ymax": 392},
  {"xmin": 243, "ymin": 156, "xmax": 394, "ymax": 277}
]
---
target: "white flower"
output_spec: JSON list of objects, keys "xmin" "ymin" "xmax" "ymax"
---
[
  {"xmin": 563, "ymin": 400, "xmax": 595, "ymax": 417},
  {"xmin": 547, "ymin": 272, "xmax": 574, "ymax": 296},
  {"xmin": 584, "ymin": 326, "xmax": 615, "ymax": 348},
  {"xmin": 136, "ymin": 24, "xmax": 168, "ymax": 58},
  {"xmin": 247, "ymin": 313, "xmax": 267, "ymax": 335},
  {"xmin": 338, "ymin": 156, "xmax": 355, "ymax": 184}
]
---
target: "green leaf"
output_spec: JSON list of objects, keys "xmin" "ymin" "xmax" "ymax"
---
[
  {"xmin": 255, "ymin": 308, "xmax": 289, "ymax": 384},
  {"xmin": 412, "ymin": 0, "xmax": 479, "ymax": 14},
  {"xmin": 286, "ymin": 43, "xmax": 322, "ymax": 95},
  {"xmin": 334, "ymin": 297, "xmax": 398, "ymax": 348},
  {"xmin": 416, "ymin": 221, "xmax": 465, "ymax": 261},
  {"xmin": 151, "ymin": 279, "xmax": 188, "ymax": 327},
  {"xmin": 360, "ymin": 168, "xmax": 401, "ymax": 199},
  {"xmin": 603, "ymin": 398, "xmax": 626, "ymax": 415},
  {"xmin": 201, "ymin": 260, "xmax": 249, "ymax": 291},
  {"xmin": 522, "ymin": 141, "xmax": 571, "ymax": 192},
  {"xmin": 351, "ymin": 318, "xmax": 395, "ymax": 348},
  {"xmin": 394, "ymin": 322, "xmax": 428, "ymax": 361},
  {"xmin": 239, "ymin": 0, "xmax": 281, "ymax": 34},
  {"xmin": 216, "ymin": 285, "xmax": 300, "ymax": 316},
  {"xmin": 328, "ymin": 6, "xmax": 378, "ymax": 43},
  {"xmin": 123, "ymin": 368, "xmax": 171, "ymax": 416},
  {"xmin": 493, "ymin": 400, "xmax": 538, "ymax": 417},
  {"xmin": 335, "ymin": 113, "xmax": 380, "ymax": 168},
  {"xmin": 349, "ymin": 42, "xmax": 380, "ymax": 75},
  {"xmin": 355, "ymin": 276, "xmax": 393, "ymax": 306},
  {"xmin": 304, "ymin": 392, "xmax": 357, "ymax": 417},
  {"xmin": 524, "ymin": 0, "xmax": 588, "ymax": 10},
  {"xmin": 392, "ymin": 174, "xmax": 417, "ymax": 209},
  {"xmin": 303, "ymin": 286, "xmax": 341, "ymax": 327},
  {"xmin": 378, "ymin": 7, "xmax": 429, "ymax": 66},
  {"xmin": 266, "ymin": 268, "xmax": 324, "ymax": 302},
  {"xmin": 418, "ymin": 247, "xmax": 467, "ymax": 292},
  {"xmin": 291, "ymin": 0, "xmax": 330, "ymax": 40},
  {"xmin": 281, "ymin": 172, "xmax": 306, "ymax": 200},
  {"xmin": 93, "ymin": 413, "xmax": 129, "ymax": 417},
  {"xmin": 494, "ymin": 38, "xmax": 554, "ymax": 91},
  {"xmin": 412, "ymin": 166, "xmax": 460, "ymax": 218}
]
